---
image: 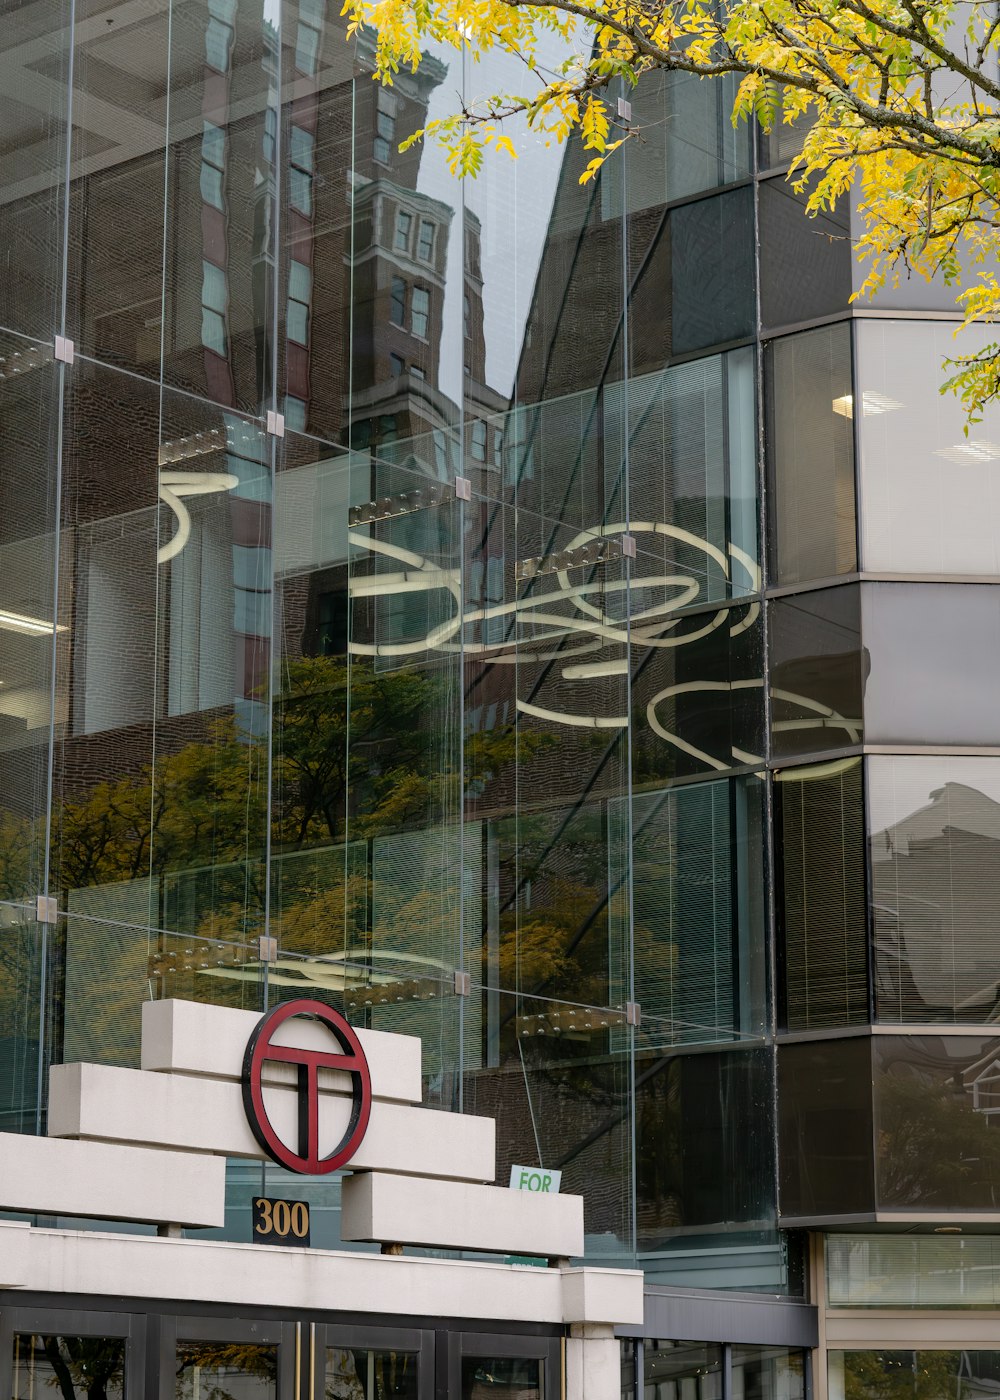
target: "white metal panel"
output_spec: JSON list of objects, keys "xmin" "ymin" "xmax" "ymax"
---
[
  {"xmin": 0, "ymin": 1220, "xmax": 644, "ymax": 1328},
  {"xmin": 341, "ymin": 1170, "xmax": 584, "ymax": 1258},
  {"xmin": 140, "ymin": 998, "xmax": 423, "ymax": 1104},
  {"xmin": 48, "ymin": 1061, "xmax": 495, "ymax": 1182},
  {"xmin": 0, "ymin": 1132, "xmax": 225, "ymax": 1227}
]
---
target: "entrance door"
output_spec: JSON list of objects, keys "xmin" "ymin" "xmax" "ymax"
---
[{"xmin": 306, "ymin": 1324, "xmax": 432, "ymax": 1400}]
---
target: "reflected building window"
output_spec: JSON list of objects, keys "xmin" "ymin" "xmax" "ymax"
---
[
  {"xmin": 200, "ymin": 121, "xmax": 226, "ymax": 212},
  {"xmin": 289, "ymin": 125, "xmax": 315, "ymax": 216},
  {"xmin": 374, "ymin": 89, "xmax": 396, "ymax": 164},
  {"xmin": 417, "ymin": 219, "xmax": 435, "ymax": 261},
  {"xmin": 411, "ymin": 286, "xmax": 429, "ymax": 338},
  {"xmin": 201, "ymin": 261, "xmax": 228, "ymax": 356},
  {"xmin": 205, "ymin": 0, "xmax": 236, "ymax": 71},
  {"xmin": 287, "ymin": 260, "xmax": 311, "ymax": 346},
  {"xmin": 394, "ymin": 209, "xmax": 412, "ymax": 253},
  {"xmin": 390, "ymin": 277, "xmax": 406, "ymax": 327}
]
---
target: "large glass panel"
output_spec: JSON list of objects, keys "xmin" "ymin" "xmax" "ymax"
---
[
  {"xmin": 873, "ymin": 1034, "xmax": 1000, "ymax": 1212},
  {"xmin": 669, "ymin": 188, "xmax": 755, "ymax": 357},
  {"xmin": 175, "ymin": 1341, "xmax": 276, "ymax": 1398},
  {"xmin": 0, "ymin": 334, "xmax": 61, "ymax": 902},
  {"xmin": 759, "ymin": 177, "xmax": 851, "ymax": 329},
  {"xmin": 630, "ymin": 776, "xmax": 766, "ymax": 1048},
  {"xmin": 644, "ymin": 1343, "xmax": 722, "ymax": 1400},
  {"xmin": 768, "ymin": 586, "xmax": 863, "ymax": 759},
  {"xmin": 12, "ymin": 1334, "xmax": 126, "ymax": 1398},
  {"xmin": 609, "ymin": 348, "xmax": 758, "ymax": 610},
  {"xmin": 0, "ymin": 915, "xmax": 43, "ymax": 1134},
  {"xmin": 67, "ymin": 0, "xmax": 277, "ymax": 410},
  {"xmin": 870, "ymin": 756, "xmax": 1000, "ymax": 1024},
  {"xmin": 625, "ymin": 71, "xmax": 750, "ymax": 212},
  {"xmin": 776, "ymin": 1036, "xmax": 875, "ymax": 1219},
  {"xmin": 856, "ymin": 320, "xmax": 1000, "ymax": 574},
  {"xmin": 766, "ymin": 323, "xmax": 856, "ymax": 586},
  {"xmin": 635, "ymin": 1046, "xmax": 775, "ymax": 1277},
  {"xmin": 465, "ymin": 988, "xmax": 633, "ymax": 1263},
  {"xmin": 631, "ymin": 599, "xmax": 764, "ymax": 787},
  {"xmin": 862, "ymin": 583, "xmax": 1000, "ymax": 745},
  {"xmin": 828, "ymin": 1233, "xmax": 1000, "ymax": 1307},
  {"xmin": 326, "ymin": 1348, "xmax": 420, "ymax": 1400},
  {"xmin": 0, "ymin": 11, "xmax": 69, "ymax": 341},
  {"xmin": 830, "ymin": 1350, "xmax": 1000, "ymax": 1400},
  {"xmin": 462, "ymin": 1358, "xmax": 540, "ymax": 1400},
  {"xmin": 52, "ymin": 364, "xmax": 270, "ymax": 929},
  {"xmin": 343, "ymin": 456, "xmax": 464, "ymax": 1104},
  {"xmin": 775, "ymin": 760, "xmax": 867, "ymax": 1031},
  {"xmin": 731, "ymin": 1346, "xmax": 805, "ymax": 1400}
]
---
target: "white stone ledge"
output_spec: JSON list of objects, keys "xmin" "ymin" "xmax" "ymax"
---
[
  {"xmin": 48, "ymin": 1062, "xmax": 495, "ymax": 1183},
  {"xmin": 341, "ymin": 1171, "xmax": 584, "ymax": 1258},
  {"xmin": 0, "ymin": 1133, "xmax": 225, "ymax": 1228},
  {"xmin": 141, "ymin": 1000, "xmax": 423, "ymax": 1104},
  {"xmin": 0, "ymin": 1222, "xmax": 643, "ymax": 1326}
]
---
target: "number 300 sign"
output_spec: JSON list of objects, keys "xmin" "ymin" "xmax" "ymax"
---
[{"xmin": 252, "ymin": 1196, "xmax": 310, "ymax": 1247}]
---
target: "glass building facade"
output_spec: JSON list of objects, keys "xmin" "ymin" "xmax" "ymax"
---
[{"xmin": 5, "ymin": 0, "xmax": 1000, "ymax": 1394}]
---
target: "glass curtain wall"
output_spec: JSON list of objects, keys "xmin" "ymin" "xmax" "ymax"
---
[{"xmin": 0, "ymin": 0, "xmax": 797, "ymax": 1286}]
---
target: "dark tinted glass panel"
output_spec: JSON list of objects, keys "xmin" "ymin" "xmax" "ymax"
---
[
  {"xmin": 777, "ymin": 1037, "xmax": 875, "ymax": 1219},
  {"xmin": 636, "ymin": 1047, "xmax": 774, "ymax": 1256},
  {"xmin": 464, "ymin": 989, "xmax": 632, "ymax": 1261},
  {"xmin": 776, "ymin": 761, "xmax": 868, "ymax": 1031},
  {"xmin": 631, "ymin": 777, "xmax": 766, "ymax": 1047},
  {"xmin": 462, "ymin": 1358, "xmax": 540, "ymax": 1400},
  {"xmin": 632, "ymin": 601, "xmax": 764, "ymax": 786},
  {"xmin": 0, "ymin": 335, "xmax": 60, "ymax": 901},
  {"xmin": 625, "ymin": 69, "xmax": 750, "ymax": 212},
  {"xmin": 767, "ymin": 324, "xmax": 856, "ymax": 586},
  {"xmin": 326, "ymin": 1348, "xmax": 419, "ymax": 1400},
  {"xmin": 870, "ymin": 756, "xmax": 1000, "ymax": 1024},
  {"xmin": 175, "ymin": 1342, "xmax": 276, "ymax": 1398},
  {"xmin": 608, "ymin": 347, "xmax": 758, "ymax": 610},
  {"xmin": 0, "ymin": 916, "xmax": 42, "ymax": 1133},
  {"xmin": 863, "ymin": 583, "xmax": 1000, "ymax": 745},
  {"xmin": 670, "ymin": 188, "xmax": 755, "ymax": 356},
  {"xmin": 732, "ymin": 1347, "xmax": 805, "ymax": 1400},
  {"xmin": 759, "ymin": 177, "xmax": 851, "ymax": 329},
  {"xmin": 0, "ymin": 13, "xmax": 68, "ymax": 341},
  {"xmin": 13, "ymin": 1334, "xmax": 126, "ymax": 1397},
  {"xmin": 769, "ymin": 586, "xmax": 863, "ymax": 759},
  {"xmin": 644, "ymin": 1343, "xmax": 722, "ymax": 1400},
  {"xmin": 874, "ymin": 1035, "xmax": 1000, "ymax": 1211},
  {"xmin": 759, "ymin": 109, "xmax": 809, "ymax": 169}
]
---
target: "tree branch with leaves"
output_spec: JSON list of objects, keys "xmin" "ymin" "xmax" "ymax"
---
[{"xmin": 344, "ymin": 0, "xmax": 1000, "ymax": 412}]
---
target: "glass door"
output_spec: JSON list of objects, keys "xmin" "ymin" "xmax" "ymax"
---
[
  {"xmin": 159, "ymin": 1315, "xmax": 293, "ymax": 1400},
  {"xmin": 313, "ymin": 1326, "xmax": 432, "ymax": 1400},
  {"xmin": 448, "ymin": 1333, "xmax": 562, "ymax": 1400}
]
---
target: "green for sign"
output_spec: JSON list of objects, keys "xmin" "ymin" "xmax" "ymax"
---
[{"xmin": 508, "ymin": 1164, "xmax": 561, "ymax": 1193}]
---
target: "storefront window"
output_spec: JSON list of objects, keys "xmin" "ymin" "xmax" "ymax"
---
[
  {"xmin": 12, "ymin": 1335, "xmax": 127, "ymax": 1398},
  {"xmin": 830, "ymin": 1351, "xmax": 1000, "ymax": 1400}
]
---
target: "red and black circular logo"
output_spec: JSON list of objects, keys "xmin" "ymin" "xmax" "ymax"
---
[{"xmin": 241, "ymin": 999, "xmax": 372, "ymax": 1175}]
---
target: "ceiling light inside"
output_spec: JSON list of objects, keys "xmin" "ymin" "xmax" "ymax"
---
[
  {"xmin": 935, "ymin": 440, "xmax": 1000, "ymax": 465},
  {"xmin": 831, "ymin": 391, "xmax": 904, "ymax": 419},
  {"xmin": 0, "ymin": 609, "xmax": 67, "ymax": 635}
]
